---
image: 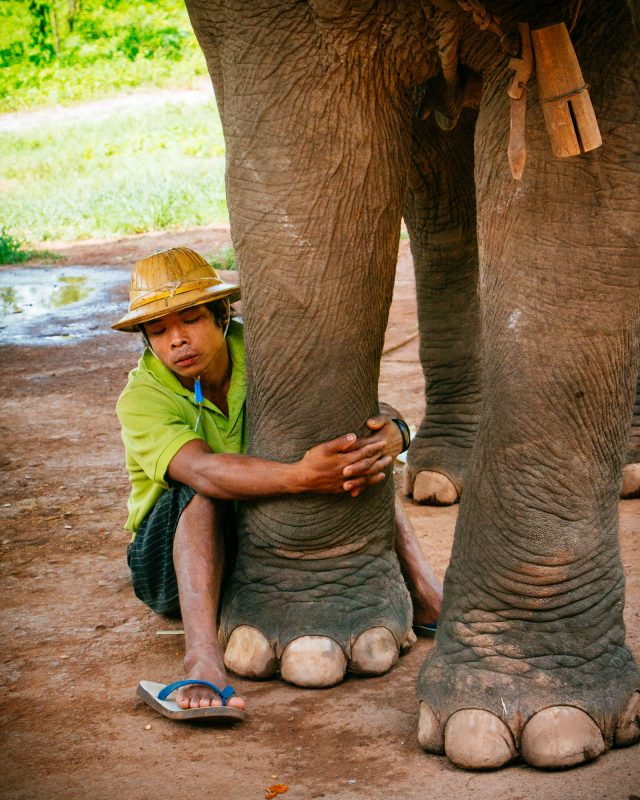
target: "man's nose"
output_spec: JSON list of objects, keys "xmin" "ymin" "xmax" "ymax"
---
[{"xmin": 169, "ymin": 325, "xmax": 188, "ymax": 347}]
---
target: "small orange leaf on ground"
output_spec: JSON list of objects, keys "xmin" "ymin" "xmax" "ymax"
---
[{"xmin": 265, "ymin": 784, "xmax": 288, "ymax": 799}]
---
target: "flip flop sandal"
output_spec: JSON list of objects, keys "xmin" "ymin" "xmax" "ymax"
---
[
  {"xmin": 137, "ymin": 679, "xmax": 245, "ymax": 721},
  {"xmin": 412, "ymin": 623, "xmax": 438, "ymax": 637}
]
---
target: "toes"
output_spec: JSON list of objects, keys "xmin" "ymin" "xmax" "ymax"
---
[
  {"xmin": 227, "ymin": 695, "xmax": 246, "ymax": 711},
  {"xmin": 224, "ymin": 625, "xmax": 278, "ymax": 679},
  {"xmin": 615, "ymin": 691, "xmax": 640, "ymax": 747},
  {"xmin": 521, "ymin": 706, "xmax": 605, "ymax": 768},
  {"xmin": 444, "ymin": 710, "xmax": 517, "ymax": 769},
  {"xmin": 621, "ymin": 463, "xmax": 640, "ymax": 498},
  {"xmin": 412, "ymin": 470, "xmax": 458, "ymax": 505},
  {"xmin": 417, "ymin": 702, "xmax": 444, "ymax": 754},
  {"xmin": 280, "ymin": 636, "xmax": 346, "ymax": 688},
  {"xmin": 400, "ymin": 628, "xmax": 417, "ymax": 653},
  {"xmin": 349, "ymin": 627, "xmax": 399, "ymax": 675},
  {"xmin": 177, "ymin": 691, "xmax": 220, "ymax": 709}
]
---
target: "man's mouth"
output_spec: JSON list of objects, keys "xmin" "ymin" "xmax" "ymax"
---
[{"xmin": 175, "ymin": 353, "xmax": 197, "ymax": 367}]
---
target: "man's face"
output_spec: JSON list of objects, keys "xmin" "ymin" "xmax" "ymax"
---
[{"xmin": 143, "ymin": 305, "xmax": 225, "ymax": 381}]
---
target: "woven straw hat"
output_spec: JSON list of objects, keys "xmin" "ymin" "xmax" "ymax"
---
[{"xmin": 112, "ymin": 247, "xmax": 240, "ymax": 332}]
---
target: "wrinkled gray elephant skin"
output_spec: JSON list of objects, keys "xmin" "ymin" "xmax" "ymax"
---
[{"xmin": 185, "ymin": 0, "xmax": 640, "ymax": 770}]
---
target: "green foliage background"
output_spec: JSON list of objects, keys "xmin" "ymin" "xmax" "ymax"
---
[
  {"xmin": 1, "ymin": 102, "xmax": 228, "ymax": 242},
  {"xmin": 0, "ymin": 0, "xmax": 208, "ymax": 111},
  {"xmin": 0, "ymin": 0, "xmax": 231, "ymax": 254}
]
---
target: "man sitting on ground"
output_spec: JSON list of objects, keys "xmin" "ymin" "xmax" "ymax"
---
[{"xmin": 113, "ymin": 246, "xmax": 441, "ymax": 721}]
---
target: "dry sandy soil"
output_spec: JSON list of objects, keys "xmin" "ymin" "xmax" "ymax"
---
[{"xmin": 1, "ymin": 228, "xmax": 638, "ymax": 800}]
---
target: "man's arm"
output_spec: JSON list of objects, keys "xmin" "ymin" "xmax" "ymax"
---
[{"xmin": 168, "ymin": 434, "xmax": 392, "ymax": 501}]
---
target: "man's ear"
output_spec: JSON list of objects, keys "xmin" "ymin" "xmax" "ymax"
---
[{"xmin": 220, "ymin": 299, "xmax": 231, "ymax": 335}]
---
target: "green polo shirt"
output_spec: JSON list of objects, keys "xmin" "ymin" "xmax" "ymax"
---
[{"xmin": 116, "ymin": 320, "xmax": 246, "ymax": 536}]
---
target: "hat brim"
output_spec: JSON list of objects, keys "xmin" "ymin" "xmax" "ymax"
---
[{"xmin": 112, "ymin": 283, "xmax": 241, "ymax": 332}]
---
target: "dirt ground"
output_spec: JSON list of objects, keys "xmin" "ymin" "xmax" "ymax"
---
[{"xmin": 1, "ymin": 228, "xmax": 639, "ymax": 800}]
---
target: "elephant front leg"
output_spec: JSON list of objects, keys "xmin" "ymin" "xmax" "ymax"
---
[
  {"xmin": 186, "ymin": 1, "xmax": 419, "ymax": 687},
  {"xmin": 403, "ymin": 109, "xmax": 481, "ymax": 505},
  {"xmin": 419, "ymin": 8, "xmax": 640, "ymax": 769}
]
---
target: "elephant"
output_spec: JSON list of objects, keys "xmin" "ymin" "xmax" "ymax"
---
[
  {"xmin": 405, "ymin": 358, "xmax": 640, "ymax": 504},
  {"xmin": 183, "ymin": 0, "xmax": 640, "ymax": 770}
]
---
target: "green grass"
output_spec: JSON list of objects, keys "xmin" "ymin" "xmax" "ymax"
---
[
  {"xmin": 209, "ymin": 245, "xmax": 237, "ymax": 271},
  {"xmin": 0, "ymin": 0, "xmax": 228, "ymax": 246},
  {"xmin": 0, "ymin": 226, "xmax": 58, "ymax": 264},
  {"xmin": 0, "ymin": 100, "xmax": 229, "ymax": 243},
  {"xmin": 0, "ymin": 227, "xmax": 33, "ymax": 263},
  {"xmin": 0, "ymin": 0, "xmax": 207, "ymax": 112}
]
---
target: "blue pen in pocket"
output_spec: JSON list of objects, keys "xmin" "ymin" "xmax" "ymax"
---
[{"xmin": 194, "ymin": 377, "xmax": 204, "ymax": 432}]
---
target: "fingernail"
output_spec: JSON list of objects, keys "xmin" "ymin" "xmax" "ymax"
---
[{"xmin": 347, "ymin": 433, "xmax": 356, "ymax": 442}]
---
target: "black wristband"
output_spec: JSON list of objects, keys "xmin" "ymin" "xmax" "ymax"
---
[{"xmin": 391, "ymin": 418, "xmax": 411, "ymax": 453}]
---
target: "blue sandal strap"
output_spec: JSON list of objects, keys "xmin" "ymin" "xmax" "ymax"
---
[
  {"xmin": 219, "ymin": 686, "xmax": 236, "ymax": 704},
  {"xmin": 158, "ymin": 679, "xmax": 223, "ymax": 702},
  {"xmin": 157, "ymin": 680, "xmax": 237, "ymax": 706}
]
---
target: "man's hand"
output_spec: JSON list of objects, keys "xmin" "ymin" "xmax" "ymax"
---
[
  {"xmin": 297, "ymin": 433, "xmax": 392, "ymax": 495},
  {"xmin": 363, "ymin": 414, "xmax": 405, "ymax": 460},
  {"xmin": 339, "ymin": 410, "xmax": 407, "ymax": 497}
]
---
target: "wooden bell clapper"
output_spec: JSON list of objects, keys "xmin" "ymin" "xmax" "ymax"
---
[
  {"xmin": 507, "ymin": 21, "xmax": 602, "ymax": 178},
  {"xmin": 507, "ymin": 22, "xmax": 533, "ymax": 180}
]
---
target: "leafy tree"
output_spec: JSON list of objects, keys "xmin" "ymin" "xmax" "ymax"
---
[{"xmin": 28, "ymin": 1, "xmax": 56, "ymax": 63}]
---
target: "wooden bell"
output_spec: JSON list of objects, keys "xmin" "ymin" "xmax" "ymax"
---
[{"xmin": 531, "ymin": 22, "xmax": 602, "ymax": 158}]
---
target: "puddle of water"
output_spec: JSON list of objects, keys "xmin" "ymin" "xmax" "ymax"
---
[
  {"xmin": 0, "ymin": 275, "xmax": 92, "ymax": 319},
  {"xmin": 0, "ymin": 267, "xmax": 130, "ymax": 346}
]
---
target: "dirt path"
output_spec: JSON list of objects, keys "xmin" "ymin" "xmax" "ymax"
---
[
  {"xmin": 0, "ymin": 80, "xmax": 214, "ymax": 133},
  {"xmin": 1, "ymin": 230, "xmax": 638, "ymax": 799}
]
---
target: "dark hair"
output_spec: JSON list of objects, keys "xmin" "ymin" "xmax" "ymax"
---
[
  {"xmin": 205, "ymin": 298, "xmax": 235, "ymax": 328},
  {"xmin": 140, "ymin": 298, "xmax": 235, "ymax": 350}
]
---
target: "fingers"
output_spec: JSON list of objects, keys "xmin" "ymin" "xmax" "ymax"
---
[
  {"xmin": 325, "ymin": 432, "xmax": 358, "ymax": 453},
  {"xmin": 344, "ymin": 471, "xmax": 387, "ymax": 497},
  {"xmin": 343, "ymin": 448, "xmax": 391, "ymax": 477},
  {"xmin": 366, "ymin": 415, "xmax": 386, "ymax": 431}
]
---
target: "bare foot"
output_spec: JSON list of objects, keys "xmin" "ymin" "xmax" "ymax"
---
[{"xmin": 176, "ymin": 646, "xmax": 246, "ymax": 711}]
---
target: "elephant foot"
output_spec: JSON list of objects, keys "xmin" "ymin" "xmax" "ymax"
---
[
  {"xmin": 225, "ymin": 626, "xmax": 404, "ymax": 687},
  {"xmin": 280, "ymin": 636, "xmax": 347, "ymax": 687},
  {"xmin": 621, "ymin": 463, "xmax": 640, "ymax": 498},
  {"xmin": 403, "ymin": 436, "xmax": 467, "ymax": 505},
  {"xmin": 404, "ymin": 468, "xmax": 459, "ymax": 505},
  {"xmin": 418, "ymin": 705, "xmax": 517, "ymax": 768},
  {"xmin": 520, "ymin": 707, "xmax": 605, "ymax": 767},
  {"xmin": 220, "ymin": 539, "xmax": 413, "ymax": 687},
  {"xmin": 418, "ymin": 703, "xmax": 613, "ymax": 769},
  {"xmin": 224, "ymin": 625, "xmax": 278, "ymax": 679},
  {"xmin": 418, "ymin": 656, "xmax": 640, "ymax": 770}
]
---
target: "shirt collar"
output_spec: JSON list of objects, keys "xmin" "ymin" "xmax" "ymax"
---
[{"xmin": 141, "ymin": 319, "xmax": 245, "ymax": 417}]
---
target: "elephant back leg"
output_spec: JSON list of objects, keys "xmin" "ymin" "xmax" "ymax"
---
[
  {"xmin": 418, "ymin": 1, "xmax": 640, "ymax": 770},
  {"xmin": 403, "ymin": 108, "xmax": 482, "ymax": 505}
]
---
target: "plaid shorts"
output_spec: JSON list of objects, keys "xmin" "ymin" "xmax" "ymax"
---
[{"xmin": 126, "ymin": 484, "xmax": 196, "ymax": 618}]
